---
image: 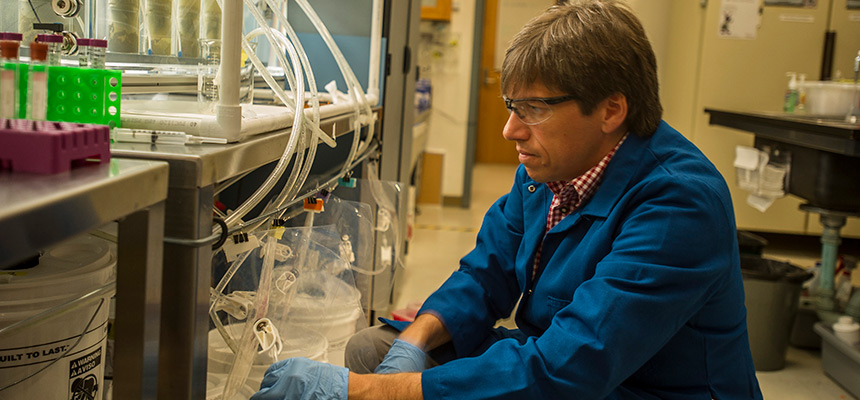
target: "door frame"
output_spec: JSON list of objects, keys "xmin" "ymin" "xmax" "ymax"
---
[{"xmin": 461, "ymin": 0, "xmax": 487, "ymax": 208}]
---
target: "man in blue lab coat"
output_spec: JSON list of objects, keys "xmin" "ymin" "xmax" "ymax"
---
[{"xmin": 252, "ymin": 1, "xmax": 764, "ymax": 399}]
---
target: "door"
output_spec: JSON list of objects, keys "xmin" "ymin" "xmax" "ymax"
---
[
  {"xmin": 475, "ymin": 0, "xmax": 552, "ymax": 164},
  {"xmin": 476, "ymin": 0, "xmax": 515, "ymax": 164}
]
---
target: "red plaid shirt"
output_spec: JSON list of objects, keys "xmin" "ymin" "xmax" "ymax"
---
[{"xmin": 532, "ymin": 134, "xmax": 628, "ymax": 279}]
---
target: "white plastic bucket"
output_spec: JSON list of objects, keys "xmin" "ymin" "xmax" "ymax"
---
[
  {"xmin": 283, "ymin": 279, "xmax": 363, "ymax": 366},
  {"xmin": 207, "ymin": 323, "xmax": 328, "ymax": 390},
  {"xmin": 0, "ymin": 235, "xmax": 116, "ymax": 400},
  {"xmin": 286, "ymin": 279, "xmax": 362, "ymax": 350},
  {"xmin": 206, "ymin": 373, "xmax": 257, "ymax": 400}
]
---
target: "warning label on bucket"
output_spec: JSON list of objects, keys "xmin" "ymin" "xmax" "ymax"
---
[
  {"xmin": 0, "ymin": 320, "xmax": 107, "ymax": 369},
  {"xmin": 69, "ymin": 347, "xmax": 101, "ymax": 400}
]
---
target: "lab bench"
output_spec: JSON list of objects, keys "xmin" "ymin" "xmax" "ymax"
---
[
  {"xmin": 111, "ymin": 111, "xmax": 376, "ymax": 399},
  {"xmin": 0, "ymin": 158, "xmax": 169, "ymax": 399}
]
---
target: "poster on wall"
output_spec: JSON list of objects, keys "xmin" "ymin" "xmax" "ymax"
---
[{"xmin": 719, "ymin": 0, "xmax": 762, "ymax": 40}]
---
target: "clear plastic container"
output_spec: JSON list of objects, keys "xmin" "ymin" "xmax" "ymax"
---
[
  {"xmin": 76, "ymin": 38, "xmax": 90, "ymax": 67},
  {"xmin": 35, "ymin": 33, "xmax": 63, "ymax": 66},
  {"xmin": 27, "ymin": 42, "xmax": 48, "ymax": 120},
  {"xmin": 89, "ymin": 39, "xmax": 107, "ymax": 69},
  {"xmin": 0, "ymin": 32, "xmax": 23, "ymax": 119}
]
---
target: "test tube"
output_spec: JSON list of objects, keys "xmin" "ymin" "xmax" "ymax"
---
[
  {"xmin": 0, "ymin": 33, "xmax": 23, "ymax": 119},
  {"xmin": 27, "ymin": 42, "xmax": 48, "ymax": 120},
  {"xmin": 77, "ymin": 38, "xmax": 90, "ymax": 67},
  {"xmin": 36, "ymin": 34, "xmax": 64, "ymax": 66},
  {"xmin": 88, "ymin": 39, "xmax": 107, "ymax": 69}
]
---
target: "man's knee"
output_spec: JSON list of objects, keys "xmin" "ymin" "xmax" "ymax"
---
[{"xmin": 344, "ymin": 324, "xmax": 399, "ymax": 374}]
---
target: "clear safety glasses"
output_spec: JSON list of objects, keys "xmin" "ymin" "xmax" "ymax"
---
[{"xmin": 503, "ymin": 94, "xmax": 578, "ymax": 125}]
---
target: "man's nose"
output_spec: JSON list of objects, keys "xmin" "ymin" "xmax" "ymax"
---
[{"xmin": 502, "ymin": 112, "xmax": 528, "ymax": 142}]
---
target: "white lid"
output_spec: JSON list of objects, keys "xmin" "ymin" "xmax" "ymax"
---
[
  {"xmin": 0, "ymin": 235, "xmax": 115, "ymax": 302},
  {"xmin": 833, "ymin": 316, "xmax": 860, "ymax": 333}
]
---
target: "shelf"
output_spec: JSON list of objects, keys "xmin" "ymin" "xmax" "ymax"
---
[
  {"xmin": 0, "ymin": 159, "xmax": 168, "ymax": 266},
  {"xmin": 705, "ymin": 108, "xmax": 860, "ymax": 157}
]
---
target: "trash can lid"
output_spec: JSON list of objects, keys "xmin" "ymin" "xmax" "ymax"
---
[
  {"xmin": 740, "ymin": 256, "xmax": 812, "ymax": 283},
  {"xmin": 738, "ymin": 231, "xmax": 768, "ymax": 256}
]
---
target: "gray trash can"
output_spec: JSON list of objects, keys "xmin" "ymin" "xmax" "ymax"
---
[{"xmin": 740, "ymin": 256, "xmax": 812, "ymax": 371}]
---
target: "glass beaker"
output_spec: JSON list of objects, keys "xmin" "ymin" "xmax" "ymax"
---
[
  {"xmin": 198, "ymin": 38, "xmax": 221, "ymax": 109},
  {"xmin": 198, "ymin": 38, "xmax": 256, "ymax": 111}
]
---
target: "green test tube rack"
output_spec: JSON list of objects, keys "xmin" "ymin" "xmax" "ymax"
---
[{"xmin": 15, "ymin": 64, "xmax": 121, "ymax": 127}]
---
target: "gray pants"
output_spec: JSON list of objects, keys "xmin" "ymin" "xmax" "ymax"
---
[
  {"xmin": 344, "ymin": 324, "xmax": 441, "ymax": 374},
  {"xmin": 344, "ymin": 324, "xmax": 527, "ymax": 374}
]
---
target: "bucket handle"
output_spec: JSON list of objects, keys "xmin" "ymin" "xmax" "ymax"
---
[{"xmin": 0, "ymin": 294, "xmax": 108, "ymax": 392}]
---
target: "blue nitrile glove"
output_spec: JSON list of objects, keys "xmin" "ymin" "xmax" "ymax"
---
[
  {"xmin": 374, "ymin": 338, "xmax": 427, "ymax": 374},
  {"xmin": 251, "ymin": 357, "xmax": 348, "ymax": 400}
]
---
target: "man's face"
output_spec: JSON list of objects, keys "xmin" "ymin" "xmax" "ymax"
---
[{"xmin": 502, "ymin": 83, "xmax": 620, "ymax": 183}]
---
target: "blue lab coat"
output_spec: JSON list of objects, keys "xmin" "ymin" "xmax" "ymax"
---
[{"xmin": 415, "ymin": 121, "xmax": 763, "ymax": 399}]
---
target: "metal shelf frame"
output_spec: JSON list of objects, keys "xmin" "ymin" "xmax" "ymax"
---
[
  {"xmin": 112, "ymin": 112, "xmax": 375, "ymax": 399},
  {"xmin": 0, "ymin": 158, "xmax": 169, "ymax": 399}
]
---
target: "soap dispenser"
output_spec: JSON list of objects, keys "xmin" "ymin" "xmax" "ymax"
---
[
  {"xmin": 797, "ymin": 73, "xmax": 807, "ymax": 113},
  {"xmin": 783, "ymin": 72, "xmax": 798, "ymax": 113}
]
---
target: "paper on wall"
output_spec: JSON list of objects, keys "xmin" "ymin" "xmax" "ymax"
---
[{"xmin": 719, "ymin": 0, "xmax": 762, "ymax": 40}]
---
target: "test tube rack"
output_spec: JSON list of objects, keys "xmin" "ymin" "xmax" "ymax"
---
[
  {"xmin": 11, "ymin": 65, "xmax": 122, "ymax": 128},
  {"xmin": 0, "ymin": 119, "xmax": 111, "ymax": 174}
]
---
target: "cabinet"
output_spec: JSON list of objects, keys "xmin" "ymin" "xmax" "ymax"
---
[{"xmin": 422, "ymin": 0, "xmax": 452, "ymax": 21}]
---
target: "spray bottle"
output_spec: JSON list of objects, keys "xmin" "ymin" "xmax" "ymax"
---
[{"xmin": 784, "ymin": 72, "xmax": 799, "ymax": 113}]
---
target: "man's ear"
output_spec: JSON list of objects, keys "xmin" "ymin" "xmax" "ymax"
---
[{"xmin": 600, "ymin": 93, "xmax": 628, "ymax": 134}]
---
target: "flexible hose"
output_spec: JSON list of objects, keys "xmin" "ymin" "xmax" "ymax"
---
[
  {"xmin": 293, "ymin": 0, "xmax": 376, "ymax": 174},
  {"xmin": 221, "ymin": 0, "xmax": 306, "ymax": 228}
]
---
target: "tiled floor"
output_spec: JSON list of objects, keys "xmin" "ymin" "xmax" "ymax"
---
[{"xmin": 392, "ymin": 163, "xmax": 857, "ymax": 400}]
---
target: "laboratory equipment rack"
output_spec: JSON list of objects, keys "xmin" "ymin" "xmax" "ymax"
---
[
  {"xmin": 111, "ymin": 111, "xmax": 378, "ymax": 399},
  {"xmin": 0, "ymin": 158, "xmax": 169, "ymax": 399}
]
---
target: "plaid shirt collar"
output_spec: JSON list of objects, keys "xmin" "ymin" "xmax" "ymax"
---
[{"xmin": 546, "ymin": 133, "xmax": 628, "ymax": 214}]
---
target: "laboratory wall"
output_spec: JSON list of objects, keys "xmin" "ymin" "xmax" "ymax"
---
[
  {"xmin": 422, "ymin": 0, "xmax": 670, "ymax": 201},
  {"xmin": 660, "ymin": 0, "xmax": 860, "ymax": 238},
  {"xmin": 421, "ymin": 0, "xmax": 477, "ymax": 200}
]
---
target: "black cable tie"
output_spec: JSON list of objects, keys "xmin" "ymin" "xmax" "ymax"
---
[{"xmin": 211, "ymin": 217, "xmax": 229, "ymax": 250}]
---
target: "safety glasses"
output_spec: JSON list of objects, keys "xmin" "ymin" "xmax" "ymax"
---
[{"xmin": 503, "ymin": 94, "xmax": 578, "ymax": 125}]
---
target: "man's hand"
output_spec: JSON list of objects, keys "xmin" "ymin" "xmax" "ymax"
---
[
  {"xmin": 251, "ymin": 358, "xmax": 348, "ymax": 400},
  {"xmin": 374, "ymin": 339, "xmax": 427, "ymax": 374}
]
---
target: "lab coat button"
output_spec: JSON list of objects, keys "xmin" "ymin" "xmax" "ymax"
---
[
  {"xmin": 528, "ymin": 185, "xmax": 536, "ymax": 193},
  {"xmin": 527, "ymin": 289, "xmax": 534, "ymax": 295}
]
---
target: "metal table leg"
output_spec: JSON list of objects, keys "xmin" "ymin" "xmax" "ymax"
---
[{"xmin": 114, "ymin": 202, "xmax": 166, "ymax": 399}]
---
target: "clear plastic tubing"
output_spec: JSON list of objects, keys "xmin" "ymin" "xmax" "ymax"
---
[
  {"xmin": 0, "ymin": 32, "xmax": 23, "ymax": 119},
  {"xmin": 220, "ymin": 0, "xmax": 306, "ymax": 228},
  {"xmin": 36, "ymin": 34, "xmax": 64, "ymax": 66},
  {"xmin": 27, "ymin": 42, "xmax": 48, "ymax": 120}
]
